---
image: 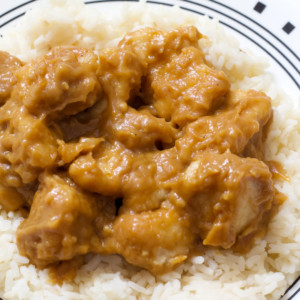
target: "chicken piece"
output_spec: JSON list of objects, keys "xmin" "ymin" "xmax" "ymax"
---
[
  {"xmin": 69, "ymin": 141, "xmax": 133, "ymax": 196},
  {"xmin": 119, "ymin": 26, "xmax": 201, "ymax": 66},
  {"xmin": 14, "ymin": 46, "xmax": 101, "ymax": 119},
  {"xmin": 176, "ymin": 89, "xmax": 272, "ymax": 161},
  {"xmin": 104, "ymin": 203, "xmax": 193, "ymax": 274},
  {"xmin": 98, "ymin": 47, "xmax": 179, "ymax": 150},
  {"xmin": 0, "ymin": 100, "xmax": 58, "ymax": 185},
  {"xmin": 176, "ymin": 152, "xmax": 275, "ymax": 249},
  {"xmin": 98, "ymin": 48, "xmax": 144, "ymax": 110},
  {"xmin": 70, "ymin": 142, "xmax": 182, "ymax": 213},
  {"xmin": 0, "ymin": 51, "xmax": 23, "ymax": 105},
  {"xmin": 120, "ymin": 26, "xmax": 213, "ymax": 124},
  {"xmin": 121, "ymin": 154, "xmax": 165, "ymax": 213},
  {"xmin": 148, "ymin": 47, "xmax": 230, "ymax": 127},
  {"xmin": 16, "ymin": 174, "xmax": 104, "ymax": 267},
  {"xmin": 121, "ymin": 149, "xmax": 184, "ymax": 213},
  {"xmin": 108, "ymin": 107, "xmax": 177, "ymax": 151}
]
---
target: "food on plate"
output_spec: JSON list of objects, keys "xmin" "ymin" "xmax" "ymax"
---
[
  {"xmin": 0, "ymin": 25, "xmax": 279, "ymax": 276},
  {"xmin": 0, "ymin": 1, "xmax": 299, "ymax": 299}
]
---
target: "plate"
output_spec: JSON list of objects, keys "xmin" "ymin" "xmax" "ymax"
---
[{"xmin": 0, "ymin": 1, "xmax": 299, "ymax": 300}]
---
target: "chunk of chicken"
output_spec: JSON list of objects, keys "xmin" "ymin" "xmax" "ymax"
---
[
  {"xmin": 121, "ymin": 149, "xmax": 184, "ymax": 213},
  {"xmin": 148, "ymin": 47, "xmax": 230, "ymax": 126},
  {"xmin": 0, "ymin": 51, "xmax": 23, "ymax": 105},
  {"xmin": 176, "ymin": 89, "xmax": 272, "ymax": 161},
  {"xmin": 104, "ymin": 203, "xmax": 193, "ymax": 274},
  {"xmin": 69, "ymin": 141, "xmax": 133, "ymax": 196},
  {"xmin": 98, "ymin": 48, "xmax": 144, "ymax": 110},
  {"xmin": 119, "ymin": 26, "xmax": 201, "ymax": 66},
  {"xmin": 16, "ymin": 174, "xmax": 104, "ymax": 267},
  {"xmin": 108, "ymin": 107, "xmax": 177, "ymax": 151},
  {"xmin": 0, "ymin": 105, "xmax": 57, "ymax": 186},
  {"xmin": 176, "ymin": 152, "xmax": 275, "ymax": 249},
  {"xmin": 14, "ymin": 46, "xmax": 101, "ymax": 119},
  {"xmin": 0, "ymin": 100, "xmax": 58, "ymax": 185}
]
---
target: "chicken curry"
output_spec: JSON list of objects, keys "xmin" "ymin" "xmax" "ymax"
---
[{"xmin": 0, "ymin": 26, "xmax": 281, "ymax": 278}]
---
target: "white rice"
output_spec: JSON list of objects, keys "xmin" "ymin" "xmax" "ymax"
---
[{"xmin": 0, "ymin": 0, "xmax": 299, "ymax": 299}]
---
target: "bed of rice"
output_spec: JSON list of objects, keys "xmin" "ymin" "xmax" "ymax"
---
[{"xmin": 0, "ymin": 0, "xmax": 299, "ymax": 299}]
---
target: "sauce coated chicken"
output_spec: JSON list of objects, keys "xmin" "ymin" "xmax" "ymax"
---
[{"xmin": 0, "ymin": 26, "xmax": 280, "ymax": 277}]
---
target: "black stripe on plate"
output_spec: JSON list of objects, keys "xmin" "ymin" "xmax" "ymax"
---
[
  {"xmin": 85, "ymin": 0, "xmax": 138, "ymax": 3},
  {"xmin": 146, "ymin": 1, "xmax": 174, "ymax": 6},
  {"xmin": 0, "ymin": 0, "xmax": 38, "ymax": 18},
  {"xmin": 285, "ymin": 275, "xmax": 300, "ymax": 295},
  {"xmin": 207, "ymin": 0, "xmax": 299, "ymax": 62},
  {"xmin": 0, "ymin": 12, "xmax": 25, "ymax": 28},
  {"xmin": 289, "ymin": 286, "xmax": 300, "ymax": 300},
  {"xmin": 179, "ymin": 5, "xmax": 300, "ymax": 90},
  {"xmin": 183, "ymin": 0, "xmax": 299, "ymax": 76}
]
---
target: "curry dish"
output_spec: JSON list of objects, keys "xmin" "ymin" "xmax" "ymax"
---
[{"xmin": 0, "ymin": 26, "xmax": 280, "ymax": 278}]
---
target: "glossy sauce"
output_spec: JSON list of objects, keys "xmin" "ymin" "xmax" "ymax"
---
[{"xmin": 0, "ymin": 26, "xmax": 281, "ymax": 279}]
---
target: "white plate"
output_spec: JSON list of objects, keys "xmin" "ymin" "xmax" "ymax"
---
[{"xmin": 0, "ymin": 1, "xmax": 299, "ymax": 299}]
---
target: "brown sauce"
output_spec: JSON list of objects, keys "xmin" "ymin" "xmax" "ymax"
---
[
  {"xmin": 0, "ymin": 26, "xmax": 281, "ymax": 279},
  {"xmin": 267, "ymin": 160, "xmax": 290, "ymax": 182}
]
